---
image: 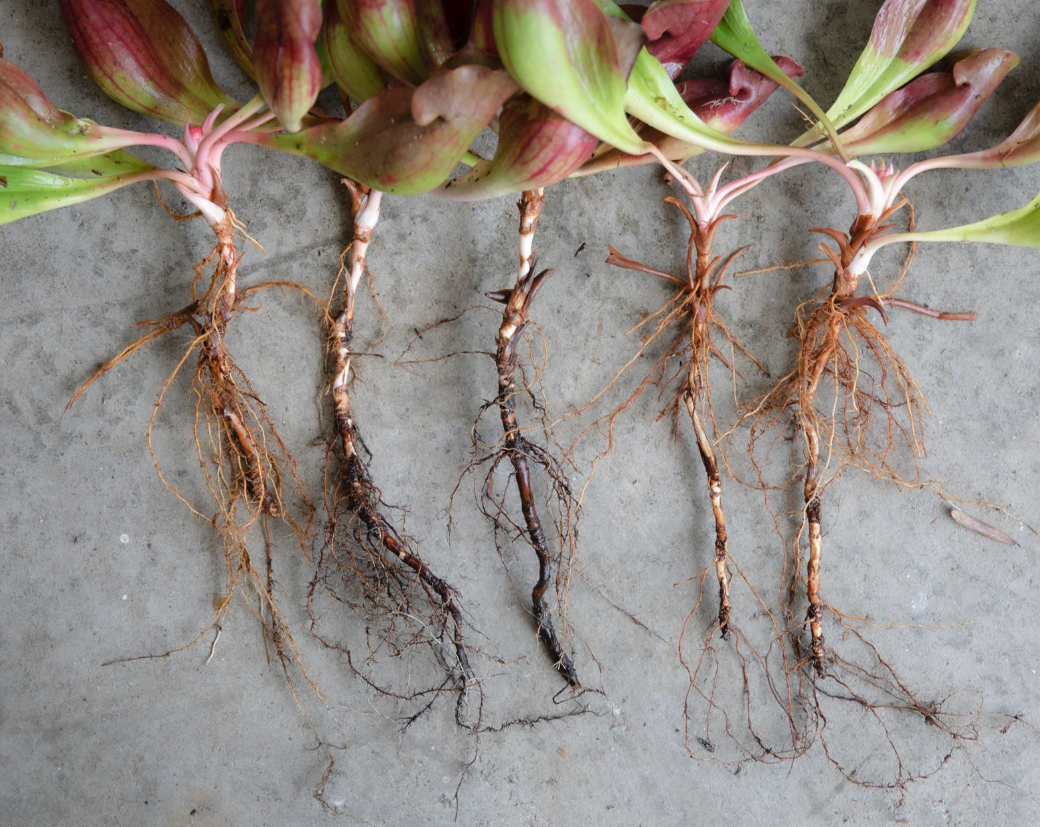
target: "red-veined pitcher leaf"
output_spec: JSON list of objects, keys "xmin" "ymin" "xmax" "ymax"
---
[
  {"xmin": 0, "ymin": 58, "xmax": 127, "ymax": 164},
  {"xmin": 342, "ymin": 0, "xmax": 454, "ymax": 86},
  {"xmin": 59, "ymin": 0, "xmax": 238, "ymax": 125},
  {"xmin": 820, "ymin": 0, "xmax": 977, "ymax": 134},
  {"xmin": 253, "ymin": 0, "xmax": 324, "ymax": 132},
  {"xmin": 439, "ymin": 95, "xmax": 598, "ymax": 199},
  {"xmin": 837, "ymin": 48, "xmax": 1018, "ymax": 156}
]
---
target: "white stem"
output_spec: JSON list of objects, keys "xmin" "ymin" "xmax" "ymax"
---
[
  {"xmin": 847, "ymin": 160, "xmax": 887, "ymax": 218},
  {"xmin": 517, "ymin": 187, "xmax": 543, "ymax": 282},
  {"xmin": 348, "ymin": 190, "xmax": 383, "ymax": 295},
  {"xmin": 334, "ymin": 189, "xmax": 384, "ymax": 396},
  {"xmin": 177, "ymin": 185, "xmax": 227, "ymax": 225},
  {"xmin": 847, "ymin": 230, "xmax": 920, "ymax": 277}
]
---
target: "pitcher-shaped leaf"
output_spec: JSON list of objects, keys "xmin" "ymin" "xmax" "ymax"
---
[
  {"xmin": 252, "ymin": 65, "xmax": 517, "ymax": 194},
  {"xmin": 640, "ymin": 0, "xmax": 730, "ymax": 79},
  {"xmin": 439, "ymin": 95, "xmax": 598, "ymax": 199},
  {"xmin": 323, "ymin": 0, "xmax": 392, "ymax": 103},
  {"xmin": 686, "ymin": 57, "xmax": 803, "ymax": 137},
  {"xmin": 493, "ymin": 0, "xmax": 648, "ymax": 156},
  {"xmin": 0, "ymin": 58, "xmax": 116, "ymax": 163},
  {"xmin": 59, "ymin": 0, "xmax": 238, "ymax": 125},
  {"xmin": 821, "ymin": 0, "xmax": 977, "ymax": 133},
  {"xmin": 253, "ymin": 0, "xmax": 324, "ymax": 132},
  {"xmin": 342, "ymin": 0, "xmax": 454, "ymax": 86},
  {"xmin": 836, "ymin": 48, "xmax": 1018, "ymax": 157},
  {"xmin": 578, "ymin": 57, "xmax": 800, "ymax": 175},
  {"xmin": 204, "ymin": 0, "xmax": 255, "ymax": 78}
]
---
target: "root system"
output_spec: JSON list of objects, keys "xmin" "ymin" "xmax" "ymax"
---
[
  {"xmin": 476, "ymin": 189, "xmax": 583, "ymax": 688},
  {"xmin": 308, "ymin": 181, "xmax": 473, "ymax": 710}
]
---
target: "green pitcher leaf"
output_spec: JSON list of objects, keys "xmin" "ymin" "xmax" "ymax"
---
[
  {"xmin": 493, "ymin": 0, "xmax": 649, "ymax": 156},
  {"xmin": 44, "ymin": 150, "xmax": 155, "ymax": 176},
  {"xmin": 343, "ymin": 0, "xmax": 454, "ymax": 86},
  {"xmin": 323, "ymin": 0, "xmax": 393, "ymax": 103},
  {"xmin": 578, "ymin": 56, "xmax": 800, "ymax": 175},
  {"xmin": 908, "ymin": 189, "xmax": 1040, "ymax": 247},
  {"xmin": 623, "ymin": 48, "xmax": 749, "ymax": 156}
]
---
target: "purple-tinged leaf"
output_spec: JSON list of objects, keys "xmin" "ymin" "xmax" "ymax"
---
[
  {"xmin": 343, "ymin": 0, "xmax": 454, "ymax": 86},
  {"xmin": 253, "ymin": 0, "xmax": 324, "ymax": 132},
  {"xmin": 0, "ymin": 58, "xmax": 118, "ymax": 164},
  {"xmin": 683, "ymin": 56, "xmax": 803, "ymax": 135},
  {"xmin": 203, "ymin": 0, "xmax": 255, "ymax": 78},
  {"xmin": 59, "ymin": 0, "xmax": 238, "ymax": 125},
  {"xmin": 836, "ymin": 48, "xmax": 1019, "ymax": 157},
  {"xmin": 439, "ymin": 95, "xmax": 598, "ymax": 199},
  {"xmin": 821, "ymin": 0, "xmax": 978, "ymax": 132},
  {"xmin": 251, "ymin": 65, "xmax": 517, "ymax": 194},
  {"xmin": 948, "ymin": 98, "xmax": 1040, "ymax": 169},
  {"xmin": 578, "ymin": 57, "xmax": 800, "ymax": 175},
  {"xmin": 640, "ymin": 0, "xmax": 730, "ymax": 79}
]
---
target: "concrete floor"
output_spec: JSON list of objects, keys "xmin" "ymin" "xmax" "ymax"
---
[{"xmin": 3, "ymin": 1, "xmax": 1040, "ymax": 825}]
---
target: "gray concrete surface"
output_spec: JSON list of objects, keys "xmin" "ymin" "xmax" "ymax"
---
[{"xmin": 3, "ymin": 1, "xmax": 1040, "ymax": 825}]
